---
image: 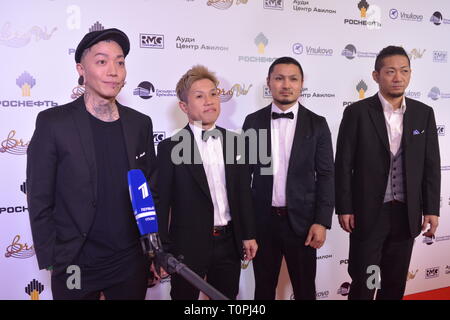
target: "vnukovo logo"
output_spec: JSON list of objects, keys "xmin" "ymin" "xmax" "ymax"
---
[
  {"xmin": 344, "ymin": 0, "xmax": 381, "ymax": 29},
  {"xmin": 292, "ymin": 43, "xmax": 333, "ymax": 56},
  {"xmin": 341, "ymin": 44, "xmax": 377, "ymax": 60},
  {"xmin": 206, "ymin": 0, "xmax": 248, "ymax": 10},
  {"xmin": 175, "ymin": 36, "xmax": 229, "ymax": 52},
  {"xmin": 134, "ymin": 81, "xmax": 176, "ymax": 99},
  {"xmin": 389, "ymin": 8, "xmax": 423, "ymax": 22},
  {"xmin": 428, "ymin": 87, "xmax": 450, "ymax": 100},
  {"xmin": 405, "ymin": 90, "xmax": 421, "ymax": 100},
  {"xmin": 292, "ymin": 1, "xmax": 336, "ymax": 14},
  {"xmin": 2, "ymin": 71, "xmax": 58, "ymax": 108},
  {"xmin": 430, "ymin": 11, "xmax": 450, "ymax": 26},
  {"xmin": 343, "ymin": 80, "xmax": 368, "ymax": 107},
  {"xmin": 238, "ymin": 33, "xmax": 277, "ymax": 63}
]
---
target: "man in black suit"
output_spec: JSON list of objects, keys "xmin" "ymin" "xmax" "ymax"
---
[
  {"xmin": 27, "ymin": 28, "xmax": 156, "ymax": 299},
  {"xmin": 242, "ymin": 57, "xmax": 335, "ymax": 300},
  {"xmin": 156, "ymin": 65, "xmax": 258, "ymax": 300},
  {"xmin": 335, "ymin": 46, "xmax": 441, "ymax": 300}
]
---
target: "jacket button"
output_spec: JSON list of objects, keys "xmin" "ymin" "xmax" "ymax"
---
[
  {"xmin": 82, "ymin": 233, "xmax": 87, "ymax": 238},
  {"xmin": 92, "ymin": 201, "xmax": 96, "ymax": 208}
]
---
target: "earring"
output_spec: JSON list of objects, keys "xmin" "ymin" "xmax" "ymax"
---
[{"xmin": 71, "ymin": 76, "xmax": 85, "ymax": 100}]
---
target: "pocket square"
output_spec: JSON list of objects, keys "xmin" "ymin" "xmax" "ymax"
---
[
  {"xmin": 413, "ymin": 129, "xmax": 424, "ymax": 135},
  {"xmin": 135, "ymin": 152, "xmax": 146, "ymax": 159}
]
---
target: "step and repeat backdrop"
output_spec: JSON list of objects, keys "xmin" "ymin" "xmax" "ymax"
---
[{"xmin": 1, "ymin": 0, "xmax": 449, "ymax": 300}]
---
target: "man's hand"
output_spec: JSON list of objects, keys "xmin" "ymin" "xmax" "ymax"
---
[
  {"xmin": 242, "ymin": 239, "xmax": 258, "ymax": 260},
  {"xmin": 150, "ymin": 262, "xmax": 168, "ymax": 280},
  {"xmin": 304, "ymin": 224, "xmax": 326, "ymax": 249},
  {"xmin": 338, "ymin": 214, "xmax": 355, "ymax": 233},
  {"xmin": 422, "ymin": 215, "xmax": 439, "ymax": 237}
]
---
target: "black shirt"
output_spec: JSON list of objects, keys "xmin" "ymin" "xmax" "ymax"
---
[{"xmin": 72, "ymin": 112, "xmax": 144, "ymax": 290}]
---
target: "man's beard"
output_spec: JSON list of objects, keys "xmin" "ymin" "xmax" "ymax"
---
[
  {"xmin": 273, "ymin": 98, "xmax": 297, "ymax": 106},
  {"xmin": 386, "ymin": 91, "xmax": 405, "ymax": 99}
]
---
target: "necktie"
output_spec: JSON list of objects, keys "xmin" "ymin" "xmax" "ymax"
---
[{"xmin": 272, "ymin": 111, "xmax": 294, "ymax": 120}]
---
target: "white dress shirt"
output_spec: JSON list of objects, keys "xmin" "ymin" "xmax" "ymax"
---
[
  {"xmin": 189, "ymin": 123, "xmax": 231, "ymax": 226},
  {"xmin": 270, "ymin": 102, "xmax": 299, "ymax": 207},
  {"xmin": 378, "ymin": 92, "xmax": 407, "ymax": 156}
]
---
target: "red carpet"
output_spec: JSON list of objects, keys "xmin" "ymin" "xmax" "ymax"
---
[{"xmin": 403, "ymin": 286, "xmax": 450, "ymax": 300}]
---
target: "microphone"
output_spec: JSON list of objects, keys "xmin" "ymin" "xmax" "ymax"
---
[
  {"xmin": 127, "ymin": 169, "xmax": 162, "ymax": 260},
  {"xmin": 127, "ymin": 169, "xmax": 228, "ymax": 300}
]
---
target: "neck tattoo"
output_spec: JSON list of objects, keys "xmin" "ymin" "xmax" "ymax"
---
[{"xmin": 84, "ymin": 91, "xmax": 119, "ymax": 122}]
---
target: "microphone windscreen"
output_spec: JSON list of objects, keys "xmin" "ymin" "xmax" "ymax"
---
[{"xmin": 128, "ymin": 169, "xmax": 158, "ymax": 235}]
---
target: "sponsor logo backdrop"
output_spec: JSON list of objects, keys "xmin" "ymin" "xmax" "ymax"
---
[{"xmin": 1, "ymin": 0, "xmax": 449, "ymax": 299}]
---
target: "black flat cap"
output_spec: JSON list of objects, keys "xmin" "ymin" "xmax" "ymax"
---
[{"xmin": 75, "ymin": 28, "xmax": 130, "ymax": 63}]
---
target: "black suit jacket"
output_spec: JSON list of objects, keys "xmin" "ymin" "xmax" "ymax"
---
[
  {"xmin": 335, "ymin": 93, "xmax": 441, "ymax": 239},
  {"xmin": 156, "ymin": 125, "xmax": 255, "ymax": 268},
  {"xmin": 26, "ymin": 96, "xmax": 156, "ymax": 273},
  {"xmin": 242, "ymin": 103, "xmax": 335, "ymax": 238}
]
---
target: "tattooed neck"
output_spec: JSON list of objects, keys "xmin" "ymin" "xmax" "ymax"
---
[{"xmin": 83, "ymin": 91, "xmax": 120, "ymax": 122}]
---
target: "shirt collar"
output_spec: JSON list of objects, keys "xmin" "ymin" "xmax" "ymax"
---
[
  {"xmin": 189, "ymin": 122, "xmax": 216, "ymax": 144},
  {"xmin": 378, "ymin": 91, "xmax": 407, "ymax": 114}
]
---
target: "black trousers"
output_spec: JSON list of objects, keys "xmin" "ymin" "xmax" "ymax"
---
[
  {"xmin": 51, "ymin": 257, "xmax": 148, "ymax": 300},
  {"xmin": 170, "ymin": 230, "xmax": 241, "ymax": 300},
  {"xmin": 253, "ymin": 212, "xmax": 317, "ymax": 300},
  {"xmin": 348, "ymin": 201, "xmax": 415, "ymax": 300}
]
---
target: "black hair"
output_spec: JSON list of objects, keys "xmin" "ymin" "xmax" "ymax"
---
[
  {"xmin": 374, "ymin": 46, "xmax": 410, "ymax": 71},
  {"xmin": 268, "ymin": 56, "xmax": 304, "ymax": 79}
]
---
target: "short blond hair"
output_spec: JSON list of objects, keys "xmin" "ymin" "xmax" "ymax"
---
[{"xmin": 176, "ymin": 65, "xmax": 219, "ymax": 102}]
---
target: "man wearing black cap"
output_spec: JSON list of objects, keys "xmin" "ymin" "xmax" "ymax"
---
[{"xmin": 27, "ymin": 28, "xmax": 157, "ymax": 299}]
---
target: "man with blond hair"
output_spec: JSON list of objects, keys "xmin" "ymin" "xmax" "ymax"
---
[{"xmin": 156, "ymin": 65, "xmax": 257, "ymax": 300}]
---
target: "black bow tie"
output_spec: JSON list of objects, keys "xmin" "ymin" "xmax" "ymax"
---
[
  {"xmin": 201, "ymin": 129, "xmax": 219, "ymax": 142},
  {"xmin": 272, "ymin": 111, "xmax": 294, "ymax": 120}
]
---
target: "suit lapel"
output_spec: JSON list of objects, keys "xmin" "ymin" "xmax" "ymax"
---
[
  {"xmin": 368, "ymin": 94, "xmax": 390, "ymax": 153},
  {"xmin": 217, "ymin": 126, "xmax": 234, "ymax": 197},
  {"xmin": 287, "ymin": 103, "xmax": 310, "ymax": 174},
  {"xmin": 259, "ymin": 106, "xmax": 274, "ymax": 191},
  {"xmin": 118, "ymin": 104, "xmax": 137, "ymax": 169},
  {"xmin": 184, "ymin": 125, "xmax": 213, "ymax": 202},
  {"xmin": 402, "ymin": 99, "xmax": 413, "ymax": 149},
  {"xmin": 260, "ymin": 105, "xmax": 272, "ymax": 158},
  {"xmin": 70, "ymin": 96, "xmax": 98, "ymax": 200}
]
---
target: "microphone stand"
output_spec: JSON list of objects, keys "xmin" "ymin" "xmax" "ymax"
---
[{"xmin": 140, "ymin": 234, "xmax": 229, "ymax": 301}]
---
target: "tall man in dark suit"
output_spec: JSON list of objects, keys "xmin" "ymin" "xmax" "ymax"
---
[
  {"xmin": 156, "ymin": 65, "xmax": 258, "ymax": 300},
  {"xmin": 242, "ymin": 57, "xmax": 335, "ymax": 300},
  {"xmin": 335, "ymin": 46, "xmax": 440, "ymax": 300},
  {"xmin": 27, "ymin": 28, "xmax": 156, "ymax": 299}
]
